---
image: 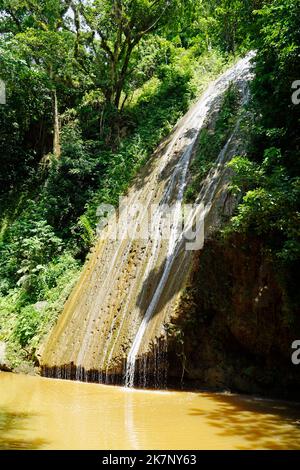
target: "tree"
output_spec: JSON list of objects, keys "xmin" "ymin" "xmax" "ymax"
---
[
  {"xmin": 74, "ymin": 0, "xmax": 192, "ymax": 111},
  {"xmin": 0, "ymin": 0, "xmax": 77, "ymax": 157},
  {"xmin": 226, "ymin": 0, "xmax": 300, "ymax": 263}
]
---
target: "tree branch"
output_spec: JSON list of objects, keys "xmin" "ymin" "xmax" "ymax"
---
[
  {"xmin": 137, "ymin": 1, "xmax": 171, "ymax": 38},
  {"xmin": 6, "ymin": 8, "xmax": 22, "ymax": 31}
]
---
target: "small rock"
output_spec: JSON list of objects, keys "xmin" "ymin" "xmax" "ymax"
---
[
  {"xmin": 34, "ymin": 301, "xmax": 48, "ymax": 312},
  {"xmin": 0, "ymin": 341, "xmax": 12, "ymax": 372}
]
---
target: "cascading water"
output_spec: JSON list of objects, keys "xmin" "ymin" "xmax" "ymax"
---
[
  {"xmin": 41, "ymin": 53, "xmax": 254, "ymax": 388},
  {"xmin": 124, "ymin": 58, "xmax": 253, "ymax": 387},
  {"xmin": 125, "ymin": 141, "xmax": 196, "ymax": 386}
]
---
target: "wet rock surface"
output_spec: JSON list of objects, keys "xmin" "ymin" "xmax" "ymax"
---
[{"xmin": 167, "ymin": 235, "xmax": 300, "ymax": 400}]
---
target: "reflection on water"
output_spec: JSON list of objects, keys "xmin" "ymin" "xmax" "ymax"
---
[
  {"xmin": 190, "ymin": 394, "xmax": 300, "ymax": 450},
  {"xmin": 0, "ymin": 372, "xmax": 300, "ymax": 450},
  {"xmin": 0, "ymin": 411, "xmax": 47, "ymax": 450}
]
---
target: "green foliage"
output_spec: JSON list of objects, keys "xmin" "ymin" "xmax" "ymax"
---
[
  {"xmin": 0, "ymin": 252, "xmax": 80, "ymax": 366},
  {"xmin": 226, "ymin": 151, "xmax": 300, "ymax": 262},
  {"xmin": 181, "ymin": 0, "xmax": 260, "ymax": 54},
  {"xmin": 42, "ymin": 123, "xmax": 105, "ymax": 239},
  {"xmin": 13, "ymin": 305, "xmax": 40, "ymax": 348},
  {"xmin": 1, "ymin": 0, "xmax": 236, "ymax": 366},
  {"xmin": 0, "ymin": 40, "xmax": 52, "ymax": 193},
  {"xmin": 0, "ymin": 212, "xmax": 62, "ymax": 294},
  {"xmin": 224, "ymin": 0, "xmax": 300, "ymax": 265},
  {"xmin": 227, "ymin": 156, "xmax": 262, "ymax": 194},
  {"xmin": 2, "ymin": 0, "xmax": 299, "ymax": 369},
  {"xmin": 85, "ymin": 49, "xmax": 229, "ymax": 225}
]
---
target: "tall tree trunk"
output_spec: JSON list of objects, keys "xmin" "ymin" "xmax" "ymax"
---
[
  {"xmin": 99, "ymin": 106, "xmax": 105, "ymax": 137},
  {"xmin": 52, "ymin": 88, "xmax": 61, "ymax": 158},
  {"xmin": 114, "ymin": 83, "xmax": 123, "ymax": 110},
  {"xmin": 114, "ymin": 40, "xmax": 135, "ymax": 110}
]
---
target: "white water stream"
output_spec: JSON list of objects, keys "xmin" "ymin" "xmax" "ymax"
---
[{"xmin": 125, "ymin": 54, "xmax": 254, "ymax": 387}]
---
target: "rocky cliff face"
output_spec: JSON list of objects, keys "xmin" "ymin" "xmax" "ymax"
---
[
  {"xmin": 39, "ymin": 54, "xmax": 300, "ymax": 399},
  {"xmin": 167, "ymin": 234, "xmax": 300, "ymax": 399},
  {"xmin": 40, "ymin": 57, "xmax": 254, "ymax": 386}
]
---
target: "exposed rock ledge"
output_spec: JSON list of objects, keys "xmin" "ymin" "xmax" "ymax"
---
[{"xmin": 167, "ymin": 234, "xmax": 300, "ymax": 400}]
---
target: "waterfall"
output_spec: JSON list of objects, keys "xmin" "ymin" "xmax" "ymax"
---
[
  {"xmin": 41, "ymin": 53, "xmax": 254, "ymax": 388},
  {"xmin": 125, "ymin": 142, "xmax": 194, "ymax": 386},
  {"xmin": 124, "ymin": 55, "xmax": 254, "ymax": 387}
]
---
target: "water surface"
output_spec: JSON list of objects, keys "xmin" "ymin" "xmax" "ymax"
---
[{"xmin": 0, "ymin": 372, "xmax": 300, "ymax": 450}]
